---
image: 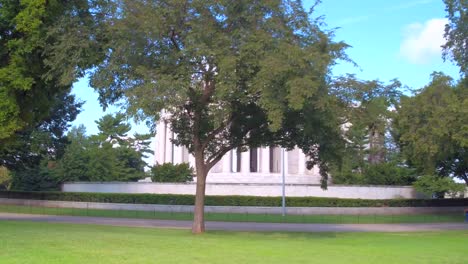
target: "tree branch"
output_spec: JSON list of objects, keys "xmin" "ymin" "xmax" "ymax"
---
[
  {"xmin": 170, "ymin": 29, "xmax": 180, "ymax": 51},
  {"xmin": 206, "ymin": 144, "xmax": 233, "ymax": 170},
  {"xmin": 201, "ymin": 114, "xmax": 235, "ymax": 150}
]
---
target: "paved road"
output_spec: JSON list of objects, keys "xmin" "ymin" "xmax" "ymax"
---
[{"xmin": 1, "ymin": 212, "xmax": 467, "ymax": 232}]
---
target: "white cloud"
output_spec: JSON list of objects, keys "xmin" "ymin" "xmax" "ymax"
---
[{"xmin": 399, "ymin": 18, "xmax": 448, "ymax": 64}]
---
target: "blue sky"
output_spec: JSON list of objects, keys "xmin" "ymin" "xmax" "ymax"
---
[
  {"xmin": 70, "ymin": 0, "xmax": 459, "ymax": 143},
  {"xmin": 310, "ymin": 0, "xmax": 458, "ymax": 87}
]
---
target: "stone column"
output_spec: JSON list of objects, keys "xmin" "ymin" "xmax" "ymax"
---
[
  {"xmin": 298, "ymin": 149, "xmax": 306, "ymax": 175},
  {"xmin": 284, "ymin": 149, "xmax": 289, "ymax": 176},
  {"xmin": 260, "ymin": 147, "xmax": 270, "ymax": 173},
  {"xmin": 173, "ymin": 145, "xmax": 183, "ymax": 164},
  {"xmin": 172, "ymin": 133, "xmax": 183, "ymax": 164},
  {"xmin": 188, "ymin": 154, "xmax": 196, "ymax": 169},
  {"xmin": 232, "ymin": 150, "xmax": 239, "ymax": 172},
  {"xmin": 222, "ymin": 150, "xmax": 232, "ymax": 173},
  {"xmin": 154, "ymin": 120, "xmax": 162, "ymax": 164},
  {"xmin": 156, "ymin": 120, "xmax": 167, "ymax": 164},
  {"xmin": 241, "ymin": 149, "xmax": 250, "ymax": 174},
  {"xmin": 164, "ymin": 124, "xmax": 173, "ymax": 163}
]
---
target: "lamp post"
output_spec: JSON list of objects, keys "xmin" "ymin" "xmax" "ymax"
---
[{"xmin": 281, "ymin": 148, "xmax": 286, "ymax": 217}]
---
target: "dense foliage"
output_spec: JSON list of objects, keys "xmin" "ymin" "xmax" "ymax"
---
[
  {"xmin": 53, "ymin": 115, "xmax": 153, "ymax": 183},
  {"xmin": 1, "ymin": 113, "xmax": 152, "ymax": 190},
  {"xmin": 49, "ymin": 0, "xmax": 350, "ymax": 232},
  {"xmin": 0, "ymin": 93, "xmax": 82, "ymax": 191},
  {"xmin": 328, "ymin": 76, "xmax": 416, "ymax": 185},
  {"xmin": 442, "ymin": 0, "xmax": 467, "ymax": 75},
  {"xmin": 0, "ymin": 0, "xmax": 99, "ymax": 190},
  {"xmin": 151, "ymin": 163, "xmax": 194, "ymax": 183},
  {"xmin": 394, "ymin": 73, "xmax": 467, "ymax": 185},
  {"xmin": 413, "ymin": 175, "xmax": 465, "ymax": 198},
  {"xmin": 332, "ymin": 162, "xmax": 416, "ymax": 186},
  {"xmin": 1, "ymin": 191, "xmax": 467, "ymax": 207},
  {"xmin": 0, "ymin": 166, "xmax": 11, "ymax": 190},
  {"xmin": 0, "ymin": 0, "xmax": 90, "ymax": 141}
]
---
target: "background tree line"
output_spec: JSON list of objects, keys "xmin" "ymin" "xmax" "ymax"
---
[
  {"xmin": 0, "ymin": 112, "xmax": 152, "ymax": 191},
  {"xmin": 330, "ymin": 72, "xmax": 466, "ymax": 197}
]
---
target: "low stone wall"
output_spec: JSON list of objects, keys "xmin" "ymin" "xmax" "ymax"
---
[
  {"xmin": 1, "ymin": 198, "xmax": 464, "ymax": 215},
  {"xmin": 62, "ymin": 182, "xmax": 425, "ymax": 199}
]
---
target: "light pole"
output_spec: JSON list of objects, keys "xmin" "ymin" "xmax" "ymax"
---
[{"xmin": 281, "ymin": 148, "xmax": 286, "ymax": 217}]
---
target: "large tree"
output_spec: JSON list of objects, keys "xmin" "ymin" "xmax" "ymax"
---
[
  {"xmin": 53, "ymin": 0, "xmax": 348, "ymax": 233},
  {"xmin": 331, "ymin": 75, "xmax": 403, "ymax": 165},
  {"xmin": 0, "ymin": 91, "xmax": 82, "ymax": 191},
  {"xmin": 0, "ymin": 0, "xmax": 110, "ymax": 190},
  {"xmin": 0, "ymin": 93, "xmax": 82, "ymax": 171},
  {"xmin": 442, "ymin": 0, "xmax": 467, "ymax": 75},
  {"xmin": 394, "ymin": 72, "xmax": 468, "ymax": 185},
  {"xmin": 0, "ymin": 0, "xmax": 77, "ymax": 140},
  {"xmin": 328, "ymin": 76, "xmax": 416, "ymax": 185}
]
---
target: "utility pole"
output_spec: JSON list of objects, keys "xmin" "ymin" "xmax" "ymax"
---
[{"xmin": 281, "ymin": 148, "xmax": 286, "ymax": 217}]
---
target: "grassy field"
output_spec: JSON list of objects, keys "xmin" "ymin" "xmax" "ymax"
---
[
  {"xmin": 0, "ymin": 204, "xmax": 464, "ymax": 224},
  {"xmin": 0, "ymin": 221, "xmax": 467, "ymax": 264}
]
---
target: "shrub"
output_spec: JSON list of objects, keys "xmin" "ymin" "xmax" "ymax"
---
[
  {"xmin": 0, "ymin": 167, "xmax": 12, "ymax": 190},
  {"xmin": 150, "ymin": 163, "xmax": 194, "ymax": 183},
  {"xmin": 363, "ymin": 163, "xmax": 417, "ymax": 185},
  {"xmin": 413, "ymin": 175, "xmax": 466, "ymax": 198},
  {"xmin": 0, "ymin": 190, "xmax": 467, "ymax": 207},
  {"xmin": 332, "ymin": 162, "xmax": 417, "ymax": 185}
]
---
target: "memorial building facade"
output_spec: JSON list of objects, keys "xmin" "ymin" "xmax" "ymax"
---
[{"xmin": 154, "ymin": 119, "xmax": 322, "ymax": 184}]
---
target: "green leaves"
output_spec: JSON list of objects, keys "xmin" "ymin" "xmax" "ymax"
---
[
  {"xmin": 151, "ymin": 163, "xmax": 194, "ymax": 183},
  {"xmin": 413, "ymin": 175, "xmax": 465, "ymax": 198},
  {"xmin": 442, "ymin": 0, "xmax": 468, "ymax": 76},
  {"xmin": 53, "ymin": 114, "xmax": 152, "ymax": 183},
  {"xmin": 95, "ymin": 113, "xmax": 131, "ymax": 141},
  {"xmin": 72, "ymin": 0, "xmax": 348, "ymax": 184},
  {"xmin": 0, "ymin": 0, "xmax": 82, "ymax": 141},
  {"xmin": 0, "ymin": 166, "xmax": 11, "ymax": 190},
  {"xmin": 395, "ymin": 72, "xmax": 468, "ymax": 184},
  {"xmin": 329, "ymin": 75, "xmax": 406, "ymax": 183}
]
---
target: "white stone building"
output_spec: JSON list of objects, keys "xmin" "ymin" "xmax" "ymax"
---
[{"xmin": 154, "ymin": 119, "xmax": 322, "ymax": 184}]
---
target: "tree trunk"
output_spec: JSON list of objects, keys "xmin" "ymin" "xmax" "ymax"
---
[
  {"xmin": 368, "ymin": 127, "xmax": 384, "ymax": 164},
  {"xmin": 192, "ymin": 151, "xmax": 207, "ymax": 234}
]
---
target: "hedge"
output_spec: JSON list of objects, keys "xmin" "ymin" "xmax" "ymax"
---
[{"xmin": 0, "ymin": 191, "xmax": 467, "ymax": 207}]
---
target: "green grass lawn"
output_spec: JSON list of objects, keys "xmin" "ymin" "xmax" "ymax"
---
[
  {"xmin": 0, "ymin": 204, "xmax": 464, "ymax": 224},
  {"xmin": 0, "ymin": 221, "xmax": 466, "ymax": 264}
]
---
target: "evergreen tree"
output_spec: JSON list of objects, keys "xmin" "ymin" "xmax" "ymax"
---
[
  {"xmin": 330, "ymin": 75, "xmax": 411, "ymax": 184},
  {"xmin": 55, "ymin": 115, "xmax": 152, "ymax": 183}
]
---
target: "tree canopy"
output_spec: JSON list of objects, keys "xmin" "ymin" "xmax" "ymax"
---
[
  {"xmin": 329, "ymin": 75, "xmax": 416, "ymax": 185},
  {"xmin": 394, "ymin": 72, "xmax": 467, "ymax": 185},
  {"xmin": 0, "ymin": 0, "xmax": 79, "ymax": 140},
  {"xmin": 0, "ymin": 92, "xmax": 82, "ymax": 170},
  {"xmin": 49, "ymin": 0, "xmax": 349, "ymax": 233},
  {"xmin": 54, "ymin": 115, "xmax": 152, "ymax": 183},
  {"xmin": 442, "ymin": 0, "xmax": 467, "ymax": 75},
  {"xmin": 0, "ymin": 91, "xmax": 82, "ymax": 191}
]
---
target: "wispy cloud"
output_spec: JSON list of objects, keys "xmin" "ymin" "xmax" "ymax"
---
[{"xmin": 399, "ymin": 18, "xmax": 448, "ymax": 64}]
